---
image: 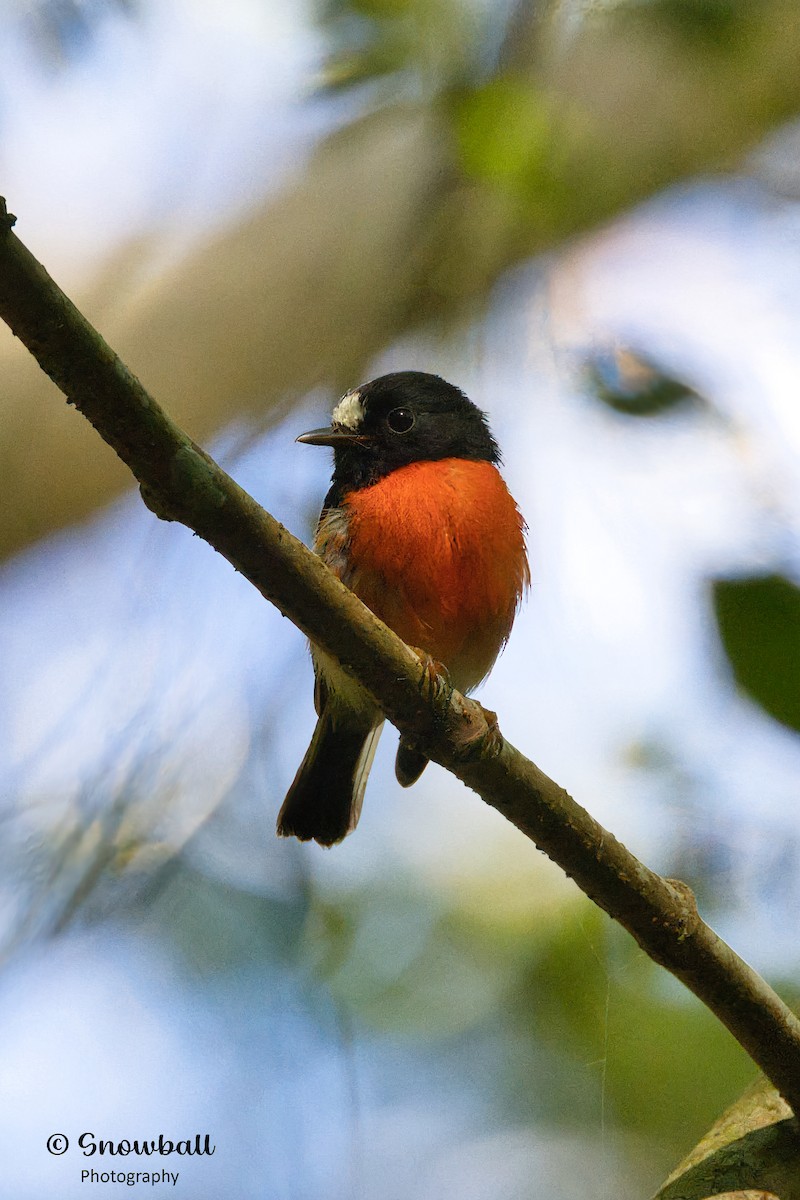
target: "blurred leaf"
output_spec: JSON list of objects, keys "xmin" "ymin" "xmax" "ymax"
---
[
  {"xmin": 517, "ymin": 907, "xmax": 755, "ymax": 1149},
  {"xmin": 584, "ymin": 347, "xmax": 703, "ymax": 418},
  {"xmin": 656, "ymin": 1078, "xmax": 800, "ymax": 1200},
  {"xmin": 150, "ymin": 867, "xmax": 309, "ymax": 976},
  {"xmin": 306, "ymin": 883, "xmax": 507, "ymax": 1036},
  {"xmin": 713, "ymin": 574, "xmax": 800, "ymax": 733},
  {"xmin": 450, "ymin": 76, "xmax": 575, "ymax": 224},
  {"xmin": 638, "ymin": 0, "xmax": 745, "ymax": 49},
  {"xmin": 455, "ymin": 79, "xmax": 552, "ymax": 186},
  {"xmin": 317, "ymin": 0, "xmax": 479, "ymax": 92},
  {"xmin": 307, "ymin": 879, "xmax": 755, "ymax": 1151},
  {"xmin": 7, "ymin": 0, "xmax": 800, "ymax": 559}
]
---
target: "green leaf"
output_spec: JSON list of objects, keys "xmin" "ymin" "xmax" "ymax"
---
[
  {"xmin": 455, "ymin": 79, "xmax": 553, "ymax": 187},
  {"xmin": 640, "ymin": 0, "xmax": 745, "ymax": 50},
  {"xmin": 712, "ymin": 574, "xmax": 800, "ymax": 733},
  {"xmin": 584, "ymin": 348, "xmax": 702, "ymax": 418}
]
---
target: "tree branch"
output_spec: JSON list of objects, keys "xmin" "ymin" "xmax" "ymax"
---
[{"xmin": 2, "ymin": 199, "xmax": 800, "ymax": 1115}]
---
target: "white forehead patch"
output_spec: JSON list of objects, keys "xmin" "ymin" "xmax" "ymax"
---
[{"xmin": 332, "ymin": 389, "xmax": 365, "ymax": 430}]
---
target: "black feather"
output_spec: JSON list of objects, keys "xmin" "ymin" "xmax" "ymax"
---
[
  {"xmin": 326, "ymin": 371, "xmax": 501, "ymax": 500},
  {"xmin": 277, "ymin": 711, "xmax": 378, "ymax": 846},
  {"xmin": 395, "ymin": 740, "xmax": 429, "ymax": 788}
]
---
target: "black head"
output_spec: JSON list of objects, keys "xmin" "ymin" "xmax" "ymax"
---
[{"xmin": 298, "ymin": 371, "xmax": 500, "ymax": 494}]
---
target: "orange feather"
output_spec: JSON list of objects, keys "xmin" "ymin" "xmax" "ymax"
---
[{"xmin": 336, "ymin": 458, "xmax": 529, "ymax": 692}]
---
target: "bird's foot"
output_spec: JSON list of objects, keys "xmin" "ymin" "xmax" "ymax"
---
[
  {"xmin": 476, "ymin": 705, "xmax": 504, "ymax": 760},
  {"xmin": 410, "ymin": 648, "xmax": 453, "ymax": 716}
]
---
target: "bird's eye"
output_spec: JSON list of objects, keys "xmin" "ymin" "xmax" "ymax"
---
[{"xmin": 387, "ymin": 407, "xmax": 415, "ymax": 434}]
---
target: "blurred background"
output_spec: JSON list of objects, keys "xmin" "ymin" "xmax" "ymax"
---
[{"xmin": 2, "ymin": 0, "xmax": 800, "ymax": 1195}]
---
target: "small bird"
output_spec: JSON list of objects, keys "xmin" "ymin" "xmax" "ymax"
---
[{"xmin": 277, "ymin": 371, "xmax": 529, "ymax": 846}]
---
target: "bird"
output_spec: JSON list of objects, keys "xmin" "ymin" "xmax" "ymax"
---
[{"xmin": 277, "ymin": 370, "xmax": 529, "ymax": 846}]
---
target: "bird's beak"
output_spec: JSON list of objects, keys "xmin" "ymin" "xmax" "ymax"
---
[{"xmin": 296, "ymin": 426, "xmax": 369, "ymax": 447}]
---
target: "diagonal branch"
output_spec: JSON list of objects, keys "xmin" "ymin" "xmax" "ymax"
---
[{"xmin": 2, "ymin": 199, "xmax": 800, "ymax": 1113}]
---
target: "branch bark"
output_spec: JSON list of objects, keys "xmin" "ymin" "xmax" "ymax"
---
[{"xmin": 2, "ymin": 200, "xmax": 800, "ymax": 1118}]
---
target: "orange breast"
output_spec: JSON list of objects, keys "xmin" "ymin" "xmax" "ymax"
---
[{"xmin": 340, "ymin": 458, "xmax": 529, "ymax": 692}]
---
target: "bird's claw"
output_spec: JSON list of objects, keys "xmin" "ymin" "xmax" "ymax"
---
[
  {"xmin": 410, "ymin": 648, "xmax": 453, "ymax": 714},
  {"xmin": 478, "ymin": 705, "xmax": 504, "ymax": 759}
]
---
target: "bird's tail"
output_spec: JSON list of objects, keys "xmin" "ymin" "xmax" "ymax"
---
[
  {"xmin": 277, "ymin": 711, "xmax": 383, "ymax": 846},
  {"xmin": 395, "ymin": 740, "xmax": 429, "ymax": 787}
]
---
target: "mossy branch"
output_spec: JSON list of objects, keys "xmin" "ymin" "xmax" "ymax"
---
[{"xmin": 2, "ymin": 199, "xmax": 800, "ymax": 1120}]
